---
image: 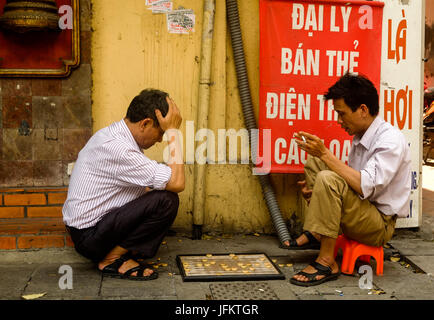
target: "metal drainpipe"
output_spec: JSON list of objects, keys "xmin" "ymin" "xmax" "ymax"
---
[
  {"xmin": 192, "ymin": 0, "xmax": 216, "ymax": 239},
  {"xmin": 226, "ymin": 0, "xmax": 291, "ymax": 245}
]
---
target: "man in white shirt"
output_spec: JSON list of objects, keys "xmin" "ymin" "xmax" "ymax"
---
[
  {"xmin": 286, "ymin": 73, "xmax": 411, "ymax": 287},
  {"xmin": 63, "ymin": 89, "xmax": 184, "ymax": 281}
]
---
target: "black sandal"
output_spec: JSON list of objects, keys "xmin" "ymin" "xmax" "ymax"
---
[
  {"xmin": 101, "ymin": 253, "xmax": 158, "ymax": 281},
  {"xmin": 119, "ymin": 265, "xmax": 158, "ymax": 281},
  {"xmin": 281, "ymin": 231, "xmax": 320, "ymax": 250},
  {"xmin": 290, "ymin": 261, "xmax": 340, "ymax": 287}
]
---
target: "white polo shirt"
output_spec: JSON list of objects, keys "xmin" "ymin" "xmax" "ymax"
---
[
  {"xmin": 63, "ymin": 119, "xmax": 172, "ymax": 229},
  {"xmin": 349, "ymin": 116, "xmax": 411, "ymax": 218}
]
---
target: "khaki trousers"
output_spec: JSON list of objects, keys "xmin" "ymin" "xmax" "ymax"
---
[{"xmin": 303, "ymin": 156, "xmax": 396, "ymax": 247}]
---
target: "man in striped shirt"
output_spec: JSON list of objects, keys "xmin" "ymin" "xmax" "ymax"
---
[{"xmin": 63, "ymin": 89, "xmax": 184, "ymax": 280}]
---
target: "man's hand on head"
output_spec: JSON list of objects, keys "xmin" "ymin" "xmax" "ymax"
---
[
  {"xmin": 156, "ymin": 96, "xmax": 185, "ymax": 193},
  {"xmin": 155, "ymin": 97, "xmax": 182, "ymax": 132}
]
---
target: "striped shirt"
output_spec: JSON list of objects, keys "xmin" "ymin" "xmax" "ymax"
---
[
  {"xmin": 62, "ymin": 119, "xmax": 172, "ymax": 229},
  {"xmin": 349, "ymin": 116, "xmax": 411, "ymax": 218}
]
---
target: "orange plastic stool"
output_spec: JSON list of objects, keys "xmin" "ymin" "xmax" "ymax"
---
[{"xmin": 334, "ymin": 234, "xmax": 384, "ymax": 276}]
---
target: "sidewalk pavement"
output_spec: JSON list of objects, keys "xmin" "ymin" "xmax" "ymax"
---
[{"xmin": 0, "ymin": 166, "xmax": 433, "ymax": 301}]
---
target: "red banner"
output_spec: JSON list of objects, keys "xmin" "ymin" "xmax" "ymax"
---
[{"xmin": 259, "ymin": 0, "xmax": 384, "ymax": 173}]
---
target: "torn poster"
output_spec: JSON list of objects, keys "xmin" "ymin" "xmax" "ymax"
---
[
  {"xmin": 145, "ymin": 0, "xmax": 164, "ymax": 5},
  {"xmin": 146, "ymin": 0, "xmax": 173, "ymax": 14},
  {"xmin": 167, "ymin": 9, "xmax": 195, "ymax": 34}
]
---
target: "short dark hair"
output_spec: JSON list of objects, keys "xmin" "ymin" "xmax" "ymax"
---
[
  {"xmin": 126, "ymin": 89, "xmax": 169, "ymax": 126},
  {"xmin": 324, "ymin": 73, "xmax": 379, "ymax": 116}
]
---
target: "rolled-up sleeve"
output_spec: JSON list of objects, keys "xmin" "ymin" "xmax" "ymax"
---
[
  {"xmin": 151, "ymin": 163, "xmax": 172, "ymax": 190},
  {"xmin": 116, "ymin": 149, "xmax": 172, "ymax": 190},
  {"xmin": 360, "ymin": 142, "xmax": 403, "ymax": 200}
]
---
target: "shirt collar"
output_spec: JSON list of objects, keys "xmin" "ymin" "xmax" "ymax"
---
[
  {"xmin": 112, "ymin": 119, "xmax": 141, "ymax": 151},
  {"xmin": 352, "ymin": 116, "xmax": 383, "ymax": 150}
]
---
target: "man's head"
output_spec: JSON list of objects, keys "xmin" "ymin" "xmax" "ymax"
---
[
  {"xmin": 126, "ymin": 89, "xmax": 169, "ymax": 125},
  {"xmin": 324, "ymin": 73, "xmax": 379, "ymax": 136},
  {"xmin": 125, "ymin": 89, "xmax": 169, "ymax": 149}
]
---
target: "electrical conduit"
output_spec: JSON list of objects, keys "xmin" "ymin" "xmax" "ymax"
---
[{"xmin": 226, "ymin": 0, "xmax": 291, "ymax": 245}]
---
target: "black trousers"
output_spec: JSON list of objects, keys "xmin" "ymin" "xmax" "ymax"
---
[{"xmin": 66, "ymin": 190, "xmax": 179, "ymax": 263}]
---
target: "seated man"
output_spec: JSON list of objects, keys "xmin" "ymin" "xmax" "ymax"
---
[
  {"xmin": 62, "ymin": 89, "xmax": 184, "ymax": 281},
  {"xmin": 288, "ymin": 73, "xmax": 411, "ymax": 286}
]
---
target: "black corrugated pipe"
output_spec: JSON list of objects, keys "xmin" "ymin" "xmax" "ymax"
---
[{"xmin": 226, "ymin": 0, "xmax": 292, "ymax": 245}]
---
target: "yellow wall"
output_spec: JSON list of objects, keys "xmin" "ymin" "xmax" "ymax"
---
[{"xmin": 91, "ymin": 0, "xmax": 301, "ymax": 233}]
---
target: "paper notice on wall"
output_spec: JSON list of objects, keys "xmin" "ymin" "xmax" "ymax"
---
[
  {"xmin": 146, "ymin": 0, "xmax": 173, "ymax": 14},
  {"xmin": 146, "ymin": 0, "xmax": 164, "ymax": 5},
  {"xmin": 167, "ymin": 9, "xmax": 195, "ymax": 34}
]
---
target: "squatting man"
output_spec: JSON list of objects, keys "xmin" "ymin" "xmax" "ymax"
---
[
  {"xmin": 284, "ymin": 73, "xmax": 411, "ymax": 287},
  {"xmin": 63, "ymin": 89, "xmax": 184, "ymax": 280}
]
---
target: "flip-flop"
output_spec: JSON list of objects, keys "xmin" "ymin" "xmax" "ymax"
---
[
  {"xmin": 280, "ymin": 231, "xmax": 321, "ymax": 250},
  {"xmin": 290, "ymin": 261, "xmax": 340, "ymax": 287},
  {"xmin": 101, "ymin": 254, "xmax": 158, "ymax": 281}
]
